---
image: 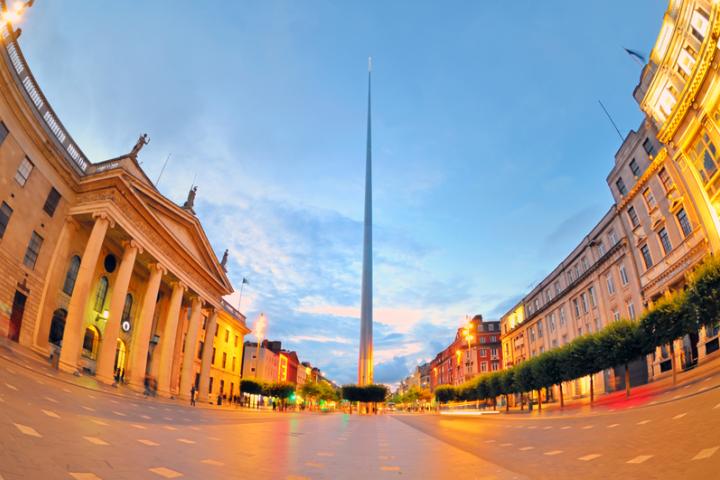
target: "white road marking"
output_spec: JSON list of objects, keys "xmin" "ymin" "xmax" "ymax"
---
[
  {"xmin": 63, "ymin": 388, "xmax": 71, "ymax": 393},
  {"xmin": 484, "ymin": 440, "xmax": 496, "ymax": 443},
  {"xmin": 316, "ymin": 452, "xmax": 335, "ymax": 457},
  {"xmin": 82, "ymin": 406, "xmax": 96, "ymax": 412},
  {"xmin": 14, "ymin": 423, "xmax": 41, "ymax": 437},
  {"xmin": 131, "ymin": 403, "xmax": 139, "ymax": 407},
  {"xmin": 110, "ymin": 400, "xmax": 119, "ymax": 404},
  {"xmin": 697, "ymin": 386, "xmax": 708, "ymax": 392},
  {"xmin": 672, "ymin": 413, "xmax": 687, "ymax": 420},
  {"xmin": 177, "ymin": 438, "xmax": 195, "ymax": 444},
  {"xmin": 69, "ymin": 474, "xmax": 102, "ymax": 480},
  {"xmin": 138, "ymin": 439, "xmax": 159, "ymax": 446},
  {"xmin": 112, "ymin": 411, "xmax": 126, "ymax": 417},
  {"xmin": 84, "ymin": 436, "xmax": 109, "ymax": 446},
  {"xmin": 163, "ymin": 426, "xmax": 177, "ymax": 431},
  {"xmin": 6, "ymin": 367, "xmax": 15, "ymax": 374},
  {"xmin": 88, "ymin": 395, "xmax": 96, "ymax": 399},
  {"xmin": 627, "ymin": 455, "xmax": 653, "ymax": 464},
  {"xmin": 380, "ymin": 466, "xmax": 400, "ymax": 472},
  {"xmin": 149, "ymin": 467, "xmax": 183, "ymax": 478},
  {"xmin": 305, "ymin": 462, "xmax": 324, "ymax": 469},
  {"xmin": 607, "ymin": 424, "xmax": 619, "ymax": 428},
  {"xmin": 140, "ymin": 415, "xmax": 151, "ymax": 420},
  {"xmin": 527, "ymin": 426, "xmax": 537, "ymax": 430},
  {"xmin": 519, "ymin": 446, "xmax": 534, "ymax": 451},
  {"xmin": 44, "ymin": 396, "xmax": 58, "ymax": 403},
  {"xmin": 91, "ymin": 419, "xmax": 108, "ymax": 426},
  {"xmin": 5, "ymin": 383, "xmax": 17, "ymax": 391},
  {"xmin": 713, "ymin": 402, "xmax": 720, "ymax": 410},
  {"xmin": 636, "ymin": 420, "xmax": 651, "ymax": 425},
  {"xmin": 692, "ymin": 446, "xmax": 719, "ymax": 461},
  {"xmin": 649, "ymin": 401, "xmax": 658, "ymax": 405},
  {"xmin": 672, "ymin": 395, "xmax": 681, "ymax": 400},
  {"xmin": 201, "ymin": 459, "xmax": 224, "ymax": 466},
  {"xmin": 42, "ymin": 409, "xmax": 59, "ymax": 419},
  {"xmin": 560, "ymin": 426, "xmax": 571, "ymax": 430},
  {"xmin": 544, "ymin": 450, "xmax": 563, "ymax": 456},
  {"xmin": 581, "ymin": 425, "xmax": 594, "ymax": 430},
  {"xmin": 163, "ymin": 417, "xmax": 173, "ymax": 421},
  {"xmin": 499, "ymin": 443, "xmax": 512, "ymax": 447},
  {"xmin": 131, "ymin": 424, "xmax": 146, "ymax": 429},
  {"xmin": 578, "ymin": 454, "xmax": 601, "ymax": 461},
  {"xmin": 543, "ymin": 426, "xmax": 552, "ymax": 430}
]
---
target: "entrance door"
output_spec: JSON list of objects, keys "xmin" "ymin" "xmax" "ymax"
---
[
  {"xmin": 8, "ymin": 291, "xmax": 26, "ymax": 342},
  {"xmin": 114, "ymin": 339, "xmax": 127, "ymax": 375}
]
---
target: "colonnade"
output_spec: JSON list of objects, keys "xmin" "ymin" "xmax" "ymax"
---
[{"xmin": 54, "ymin": 211, "xmax": 217, "ymax": 399}]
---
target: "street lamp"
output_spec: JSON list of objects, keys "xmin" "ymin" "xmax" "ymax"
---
[{"xmin": 0, "ymin": 0, "xmax": 33, "ymax": 25}]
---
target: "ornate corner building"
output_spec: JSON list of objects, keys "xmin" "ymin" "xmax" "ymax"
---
[
  {"xmin": 0, "ymin": 21, "xmax": 250, "ymax": 402},
  {"xmin": 500, "ymin": 0, "xmax": 720, "ymax": 399}
]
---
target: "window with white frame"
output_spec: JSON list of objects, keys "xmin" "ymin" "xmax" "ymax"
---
[
  {"xmin": 619, "ymin": 264, "xmax": 629, "ymax": 285},
  {"xmin": 613, "ymin": 309, "xmax": 621, "ymax": 321},
  {"xmin": 581, "ymin": 293, "xmax": 589, "ymax": 313},
  {"xmin": 643, "ymin": 188, "xmax": 656, "ymax": 210},
  {"xmin": 627, "ymin": 302, "xmax": 636, "ymax": 320},
  {"xmin": 15, "ymin": 157, "xmax": 33, "ymax": 186},
  {"xmin": 607, "ymin": 274, "xmax": 616, "ymax": 295},
  {"xmin": 588, "ymin": 286, "xmax": 597, "ymax": 308},
  {"xmin": 559, "ymin": 307, "xmax": 566, "ymax": 326},
  {"xmin": 608, "ymin": 229, "xmax": 619, "ymax": 245},
  {"xmin": 573, "ymin": 298, "xmax": 580, "ymax": 318}
]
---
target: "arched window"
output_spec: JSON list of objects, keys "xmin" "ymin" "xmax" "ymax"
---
[
  {"xmin": 62, "ymin": 256, "xmax": 81, "ymax": 295},
  {"xmin": 121, "ymin": 294, "xmax": 133, "ymax": 324},
  {"xmin": 94, "ymin": 276, "xmax": 109, "ymax": 312}
]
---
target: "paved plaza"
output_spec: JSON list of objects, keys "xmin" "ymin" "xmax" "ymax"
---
[{"xmin": 2, "ymin": 346, "xmax": 720, "ymax": 479}]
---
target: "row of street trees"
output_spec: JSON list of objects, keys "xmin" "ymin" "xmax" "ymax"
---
[
  {"xmin": 435, "ymin": 257, "xmax": 720, "ymax": 410},
  {"xmin": 341, "ymin": 384, "xmax": 389, "ymax": 413}
]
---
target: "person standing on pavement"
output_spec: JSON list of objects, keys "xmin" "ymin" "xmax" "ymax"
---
[{"xmin": 190, "ymin": 385, "xmax": 197, "ymax": 406}]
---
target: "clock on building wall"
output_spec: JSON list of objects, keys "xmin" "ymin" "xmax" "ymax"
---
[{"xmin": 121, "ymin": 320, "xmax": 131, "ymax": 333}]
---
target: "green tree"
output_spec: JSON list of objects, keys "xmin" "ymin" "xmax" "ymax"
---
[
  {"xmin": 240, "ymin": 379, "xmax": 263, "ymax": 395},
  {"xmin": 640, "ymin": 291, "xmax": 689, "ymax": 385},
  {"xmin": 686, "ymin": 256, "xmax": 720, "ymax": 329},
  {"xmin": 562, "ymin": 334, "xmax": 601, "ymax": 404},
  {"xmin": 499, "ymin": 369, "xmax": 517, "ymax": 412},
  {"xmin": 514, "ymin": 359, "xmax": 536, "ymax": 410},
  {"xmin": 531, "ymin": 350, "xmax": 564, "ymax": 410},
  {"xmin": 434, "ymin": 385, "xmax": 456, "ymax": 404},
  {"xmin": 596, "ymin": 319, "xmax": 644, "ymax": 397}
]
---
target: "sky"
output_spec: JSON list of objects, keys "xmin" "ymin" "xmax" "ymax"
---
[{"xmin": 17, "ymin": 1, "xmax": 667, "ymax": 386}]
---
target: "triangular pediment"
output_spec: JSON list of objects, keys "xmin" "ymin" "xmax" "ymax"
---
[{"xmin": 125, "ymin": 179, "xmax": 232, "ymax": 293}]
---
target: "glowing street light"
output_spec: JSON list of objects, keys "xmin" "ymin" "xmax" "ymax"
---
[{"xmin": 0, "ymin": 0, "xmax": 33, "ymax": 25}]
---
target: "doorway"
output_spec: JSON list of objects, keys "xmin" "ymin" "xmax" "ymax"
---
[
  {"xmin": 8, "ymin": 291, "xmax": 27, "ymax": 342},
  {"xmin": 114, "ymin": 339, "xmax": 127, "ymax": 375},
  {"xmin": 48, "ymin": 308, "xmax": 67, "ymax": 346}
]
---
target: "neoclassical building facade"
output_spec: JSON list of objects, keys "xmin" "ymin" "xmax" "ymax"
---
[{"xmin": 0, "ymin": 20, "xmax": 249, "ymax": 400}]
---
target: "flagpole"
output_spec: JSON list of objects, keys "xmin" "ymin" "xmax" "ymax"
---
[
  {"xmin": 238, "ymin": 280, "xmax": 245, "ymax": 311},
  {"xmin": 598, "ymin": 100, "xmax": 624, "ymax": 142}
]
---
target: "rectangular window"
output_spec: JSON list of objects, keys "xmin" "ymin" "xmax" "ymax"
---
[
  {"xmin": 677, "ymin": 208, "xmax": 692, "ymax": 237},
  {"xmin": 581, "ymin": 293, "xmax": 589, "ymax": 313},
  {"xmin": 491, "ymin": 348, "xmax": 498, "ymax": 357},
  {"xmin": 642, "ymin": 188, "xmax": 656, "ymax": 210},
  {"xmin": 212, "ymin": 347, "xmax": 216, "ymax": 364},
  {"xmin": 581, "ymin": 256, "xmax": 589, "ymax": 271},
  {"xmin": 232, "ymin": 356, "xmax": 236, "ymax": 371},
  {"xmin": 548, "ymin": 313, "xmax": 555, "ymax": 332},
  {"xmin": 588, "ymin": 287, "xmax": 597, "ymax": 307},
  {"xmin": 573, "ymin": 298, "xmax": 580, "ymax": 318},
  {"xmin": 554, "ymin": 281, "xmax": 561, "ymax": 296},
  {"xmin": 537, "ymin": 320, "xmax": 544, "ymax": 338},
  {"xmin": 23, "ymin": 231, "xmax": 43, "ymax": 269},
  {"xmin": 658, "ymin": 227, "xmax": 672, "ymax": 254},
  {"xmin": 0, "ymin": 121, "xmax": 8, "ymax": 144},
  {"xmin": 613, "ymin": 309, "xmax": 621, "ymax": 321},
  {"xmin": 619, "ymin": 264, "xmax": 629, "ymax": 285},
  {"xmin": 222, "ymin": 352, "xmax": 227, "ymax": 369},
  {"xmin": 480, "ymin": 348, "xmax": 487, "ymax": 356},
  {"xmin": 608, "ymin": 229, "xmax": 619, "ymax": 245},
  {"xmin": 481, "ymin": 362, "xmax": 488, "ymax": 372},
  {"xmin": 43, "ymin": 187, "xmax": 61, "ymax": 217},
  {"xmin": 529, "ymin": 327, "xmax": 535, "ymax": 342},
  {"xmin": 562, "ymin": 334, "xmax": 568, "ymax": 345},
  {"xmin": 691, "ymin": 8, "xmax": 710, "ymax": 42},
  {"xmin": 616, "ymin": 177, "xmax": 628, "ymax": 196},
  {"xmin": 642, "ymin": 138, "xmax": 655, "ymax": 156},
  {"xmin": 15, "ymin": 157, "xmax": 33, "ymax": 186},
  {"xmin": 607, "ymin": 274, "xmax": 616, "ymax": 295},
  {"xmin": 0, "ymin": 201, "xmax": 12, "ymax": 238},
  {"xmin": 559, "ymin": 307, "xmax": 566, "ymax": 326},
  {"xmin": 627, "ymin": 302, "xmax": 636, "ymax": 320},
  {"xmin": 691, "ymin": 131, "xmax": 718, "ymax": 184},
  {"xmin": 659, "ymin": 167, "xmax": 674, "ymax": 192},
  {"xmin": 225, "ymin": 329, "xmax": 229, "ymax": 343},
  {"xmin": 640, "ymin": 244, "xmax": 653, "ymax": 269},
  {"xmin": 234, "ymin": 335, "xmax": 238, "ymax": 347},
  {"xmin": 197, "ymin": 341, "xmax": 203, "ymax": 360},
  {"xmin": 627, "ymin": 206, "xmax": 640, "ymax": 227},
  {"xmin": 597, "ymin": 240, "xmax": 606, "ymax": 256},
  {"xmin": 629, "ymin": 158, "xmax": 641, "ymax": 177}
]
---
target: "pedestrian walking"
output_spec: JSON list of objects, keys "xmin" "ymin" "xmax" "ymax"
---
[{"xmin": 190, "ymin": 385, "xmax": 197, "ymax": 406}]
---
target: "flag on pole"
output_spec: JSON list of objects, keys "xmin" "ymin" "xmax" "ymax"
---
[
  {"xmin": 242, "ymin": 277, "xmax": 249, "ymax": 285},
  {"xmin": 624, "ymin": 47, "xmax": 646, "ymax": 65}
]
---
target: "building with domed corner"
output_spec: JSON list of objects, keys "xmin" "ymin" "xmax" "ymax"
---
[{"xmin": 0, "ymin": 19, "xmax": 250, "ymax": 401}]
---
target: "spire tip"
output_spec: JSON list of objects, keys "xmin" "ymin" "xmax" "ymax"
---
[{"xmin": 368, "ymin": 56, "xmax": 372, "ymax": 72}]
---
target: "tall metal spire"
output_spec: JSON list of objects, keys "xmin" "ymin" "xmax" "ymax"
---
[{"xmin": 358, "ymin": 57, "xmax": 374, "ymax": 386}]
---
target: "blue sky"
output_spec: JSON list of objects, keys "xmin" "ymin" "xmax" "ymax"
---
[{"xmin": 20, "ymin": 1, "xmax": 666, "ymax": 385}]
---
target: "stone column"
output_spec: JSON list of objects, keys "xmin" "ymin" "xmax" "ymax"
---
[
  {"xmin": 127, "ymin": 263, "xmax": 165, "ymax": 389},
  {"xmin": 197, "ymin": 309, "xmax": 218, "ymax": 402},
  {"xmin": 95, "ymin": 240, "xmax": 141, "ymax": 384},
  {"xmin": 58, "ymin": 213, "xmax": 112, "ymax": 373},
  {"xmin": 156, "ymin": 281, "xmax": 186, "ymax": 396},
  {"xmin": 179, "ymin": 297, "xmax": 204, "ymax": 399}
]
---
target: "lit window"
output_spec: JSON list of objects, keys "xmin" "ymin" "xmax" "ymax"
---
[
  {"xmin": 678, "ymin": 47, "xmax": 696, "ymax": 77},
  {"xmin": 0, "ymin": 201, "xmax": 12, "ymax": 238},
  {"xmin": 23, "ymin": 231, "xmax": 43, "ymax": 269},
  {"xmin": 15, "ymin": 157, "xmax": 33, "ymax": 186},
  {"xmin": 677, "ymin": 208, "xmax": 692, "ymax": 237},
  {"xmin": 691, "ymin": 131, "xmax": 718, "ymax": 184},
  {"xmin": 94, "ymin": 277, "xmax": 109, "ymax": 312},
  {"xmin": 690, "ymin": 9, "xmax": 710, "ymax": 42}
]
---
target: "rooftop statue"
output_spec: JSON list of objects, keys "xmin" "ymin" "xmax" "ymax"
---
[{"xmin": 129, "ymin": 133, "xmax": 150, "ymax": 159}]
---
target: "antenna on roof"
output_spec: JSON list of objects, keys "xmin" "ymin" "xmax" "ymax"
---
[
  {"xmin": 598, "ymin": 100, "xmax": 624, "ymax": 142},
  {"xmin": 155, "ymin": 153, "xmax": 172, "ymax": 187}
]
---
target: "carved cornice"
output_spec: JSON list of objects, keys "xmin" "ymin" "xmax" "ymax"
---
[
  {"xmin": 657, "ymin": 4, "xmax": 720, "ymax": 143},
  {"xmin": 617, "ymin": 148, "xmax": 668, "ymax": 211}
]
